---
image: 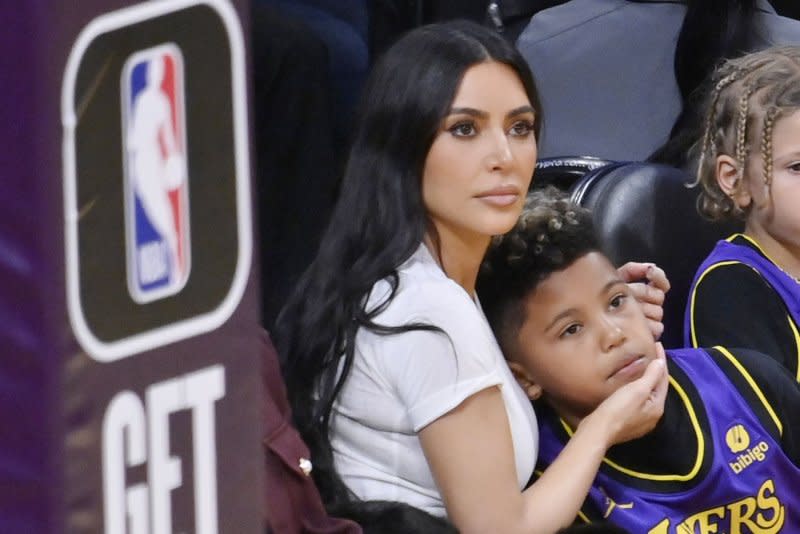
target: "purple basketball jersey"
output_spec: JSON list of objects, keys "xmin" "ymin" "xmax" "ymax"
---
[
  {"xmin": 684, "ymin": 234, "xmax": 800, "ymax": 348},
  {"xmin": 538, "ymin": 347, "xmax": 800, "ymax": 533}
]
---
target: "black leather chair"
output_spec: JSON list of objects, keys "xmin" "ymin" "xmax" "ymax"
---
[
  {"xmin": 532, "ymin": 156, "xmax": 614, "ymax": 191},
  {"xmin": 568, "ymin": 162, "xmax": 742, "ymax": 348}
]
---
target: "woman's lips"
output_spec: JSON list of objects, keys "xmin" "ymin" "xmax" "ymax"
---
[{"xmin": 475, "ymin": 186, "xmax": 521, "ymax": 207}]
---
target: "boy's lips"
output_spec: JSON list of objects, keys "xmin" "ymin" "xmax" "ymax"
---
[{"xmin": 609, "ymin": 354, "xmax": 647, "ymax": 380}]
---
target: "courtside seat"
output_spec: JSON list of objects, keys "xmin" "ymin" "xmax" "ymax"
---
[
  {"xmin": 532, "ymin": 156, "xmax": 614, "ymax": 191},
  {"xmin": 568, "ymin": 162, "xmax": 742, "ymax": 348}
]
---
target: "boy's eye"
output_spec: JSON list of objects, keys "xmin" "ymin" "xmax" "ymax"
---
[
  {"xmin": 560, "ymin": 323, "xmax": 582, "ymax": 338},
  {"xmin": 609, "ymin": 294, "xmax": 627, "ymax": 310},
  {"xmin": 448, "ymin": 122, "xmax": 477, "ymax": 137},
  {"xmin": 508, "ymin": 120, "xmax": 534, "ymax": 137}
]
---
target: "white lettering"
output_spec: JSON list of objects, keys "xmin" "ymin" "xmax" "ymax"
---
[
  {"xmin": 729, "ymin": 441, "xmax": 770, "ymax": 474},
  {"xmin": 103, "ymin": 391, "xmax": 148, "ymax": 534},
  {"xmin": 147, "ymin": 376, "xmax": 185, "ymax": 534},
  {"xmin": 102, "ymin": 365, "xmax": 226, "ymax": 534},
  {"xmin": 138, "ymin": 241, "xmax": 169, "ymax": 284},
  {"xmin": 185, "ymin": 366, "xmax": 225, "ymax": 534}
]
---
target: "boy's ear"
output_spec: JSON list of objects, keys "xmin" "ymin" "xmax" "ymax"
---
[
  {"xmin": 716, "ymin": 154, "xmax": 751, "ymax": 209},
  {"xmin": 508, "ymin": 361, "xmax": 543, "ymax": 401}
]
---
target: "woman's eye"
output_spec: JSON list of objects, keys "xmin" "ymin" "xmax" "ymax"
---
[
  {"xmin": 449, "ymin": 122, "xmax": 477, "ymax": 137},
  {"xmin": 788, "ymin": 162, "xmax": 800, "ymax": 173},
  {"xmin": 509, "ymin": 120, "xmax": 534, "ymax": 137},
  {"xmin": 560, "ymin": 324, "xmax": 581, "ymax": 338}
]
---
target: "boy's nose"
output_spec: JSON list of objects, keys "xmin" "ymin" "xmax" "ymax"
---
[{"xmin": 601, "ymin": 319, "xmax": 626, "ymax": 351}]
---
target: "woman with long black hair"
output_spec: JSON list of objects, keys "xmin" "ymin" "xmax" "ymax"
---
[{"xmin": 275, "ymin": 20, "xmax": 669, "ymax": 533}]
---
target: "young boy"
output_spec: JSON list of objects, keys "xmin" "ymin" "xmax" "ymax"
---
[{"xmin": 477, "ymin": 187, "xmax": 800, "ymax": 532}]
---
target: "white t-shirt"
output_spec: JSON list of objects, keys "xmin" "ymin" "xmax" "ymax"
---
[{"xmin": 330, "ymin": 245, "xmax": 538, "ymax": 517}]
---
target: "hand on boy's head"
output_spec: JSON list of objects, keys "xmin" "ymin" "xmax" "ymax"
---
[
  {"xmin": 637, "ymin": 296, "xmax": 665, "ymax": 341},
  {"xmin": 617, "ymin": 262, "xmax": 669, "ymax": 340},
  {"xmin": 617, "ymin": 262, "xmax": 670, "ymax": 293}
]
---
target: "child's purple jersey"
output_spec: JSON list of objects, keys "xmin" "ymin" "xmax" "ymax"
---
[
  {"xmin": 538, "ymin": 347, "xmax": 800, "ymax": 533},
  {"xmin": 684, "ymin": 235, "xmax": 800, "ymax": 349}
]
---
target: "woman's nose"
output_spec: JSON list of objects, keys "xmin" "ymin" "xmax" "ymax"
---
[{"xmin": 485, "ymin": 130, "xmax": 513, "ymax": 171}]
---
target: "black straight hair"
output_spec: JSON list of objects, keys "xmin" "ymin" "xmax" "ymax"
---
[
  {"xmin": 674, "ymin": 0, "xmax": 759, "ymax": 103},
  {"xmin": 273, "ymin": 19, "xmax": 541, "ymax": 507},
  {"xmin": 648, "ymin": 0, "xmax": 761, "ymax": 166}
]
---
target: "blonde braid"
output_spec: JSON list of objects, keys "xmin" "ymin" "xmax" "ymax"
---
[
  {"xmin": 694, "ymin": 70, "xmax": 742, "ymax": 187},
  {"xmin": 734, "ymin": 82, "xmax": 757, "ymax": 177},
  {"xmin": 695, "ymin": 46, "xmax": 800, "ymax": 220},
  {"xmin": 761, "ymin": 106, "xmax": 781, "ymax": 187}
]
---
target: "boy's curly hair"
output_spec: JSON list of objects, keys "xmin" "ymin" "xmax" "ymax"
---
[{"xmin": 477, "ymin": 186, "xmax": 599, "ymax": 359}]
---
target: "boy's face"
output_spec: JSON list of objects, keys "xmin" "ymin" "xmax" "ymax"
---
[{"xmin": 512, "ymin": 252, "xmax": 658, "ymax": 421}]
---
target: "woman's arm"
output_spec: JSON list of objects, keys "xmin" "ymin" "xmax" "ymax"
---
[{"xmin": 418, "ymin": 351, "xmax": 667, "ymax": 534}]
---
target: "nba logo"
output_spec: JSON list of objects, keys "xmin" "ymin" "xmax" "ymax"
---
[{"xmin": 121, "ymin": 44, "xmax": 190, "ymax": 303}]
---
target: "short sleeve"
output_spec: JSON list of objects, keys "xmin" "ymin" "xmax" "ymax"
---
[{"xmin": 377, "ymin": 300, "xmax": 504, "ymax": 432}]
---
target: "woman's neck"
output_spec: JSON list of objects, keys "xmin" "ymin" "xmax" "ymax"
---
[
  {"xmin": 424, "ymin": 227, "xmax": 490, "ymax": 296},
  {"xmin": 744, "ymin": 224, "xmax": 800, "ymax": 281}
]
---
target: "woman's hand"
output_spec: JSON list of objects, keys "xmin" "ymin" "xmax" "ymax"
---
[
  {"xmin": 618, "ymin": 262, "xmax": 670, "ymax": 340},
  {"xmin": 581, "ymin": 343, "xmax": 669, "ymax": 447}
]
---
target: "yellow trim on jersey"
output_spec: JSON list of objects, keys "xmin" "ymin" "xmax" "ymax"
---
[
  {"xmin": 741, "ymin": 234, "xmax": 800, "ymax": 382},
  {"xmin": 714, "ymin": 345, "xmax": 783, "ymax": 437},
  {"xmin": 688, "ymin": 231, "xmax": 745, "ymax": 347},
  {"xmin": 688, "ymin": 260, "xmax": 742, "ymax": 347},
  {"xmin": 688, "ymin": 231, "xmax": 744, "ymax": 347},
  {"xmin": 737, "ymin": 233, "xmax": 771, "ymax": 259},
  {"xmin": 788, "ymin": 318, "xmax": 800, "ymax": 383},
  {"xmin": 560, "ymin": 376, "xmax": 705, "ymax": 482},
  {"xmin": 689, "ymin": 233, "xmax": 800, "ymax": 380}
]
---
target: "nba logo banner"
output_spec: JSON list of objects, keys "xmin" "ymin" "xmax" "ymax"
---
[
  {"xmin": 62, "ymin": 0, "xmax": 252, "ymax": 361},
  {"xmin": 122, "ymin": 44, "xmax": 190, "ymax": 303},
  {"xmin": 59, "ymin": 3, "xmax": 264, "ymax": 534}
]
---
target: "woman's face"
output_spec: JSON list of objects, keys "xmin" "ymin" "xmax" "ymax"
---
[{"xmin": 422, "ymin": 61, "xmax": 538, "ymax": 247}]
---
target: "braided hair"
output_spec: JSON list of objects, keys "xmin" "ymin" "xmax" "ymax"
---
[{"xmin": 692, "ymin": 46, "xmax": 800, "ymax": 220}]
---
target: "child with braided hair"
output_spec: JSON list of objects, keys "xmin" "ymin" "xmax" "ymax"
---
[
  {"xmin": 477, "ymin": 187, "xmax": 800, "ymax": 532},
  {"xmin": 684, "ymin": 46, "xmax": 800, "ymax": 381}
]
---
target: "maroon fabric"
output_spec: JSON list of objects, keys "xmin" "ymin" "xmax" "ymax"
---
[{"xmin": 261, "ymin": 331, "xmax": 362, "ymax": 534}]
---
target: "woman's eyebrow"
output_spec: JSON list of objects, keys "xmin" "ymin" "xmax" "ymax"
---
[
  {"xmin": 447, "ymin": 107, "xmax": 487, "ymax": 118},
  {"xmin": 446, "ymin": 105, "xmax": 535, "ymax": 119},
  {"xmin": 507, "ymin": 105, "xmax": 535, "ymax": 118}
]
